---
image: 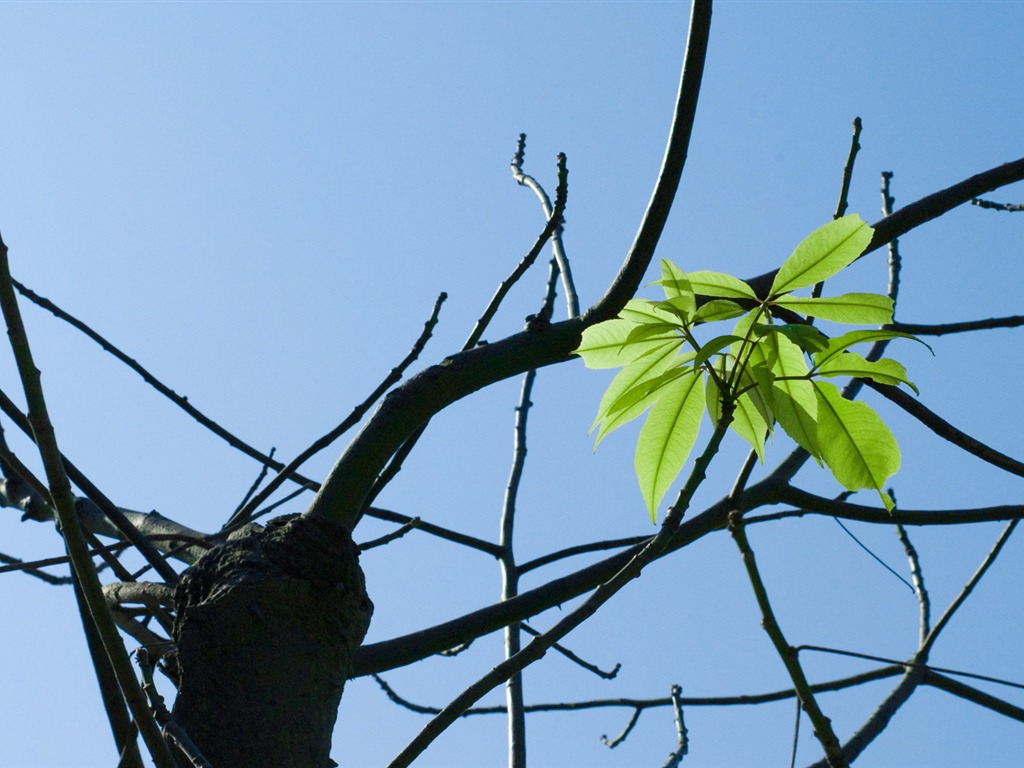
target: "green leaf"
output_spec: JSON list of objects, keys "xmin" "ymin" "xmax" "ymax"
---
[
  {"xmin": 814, "ymin": 352, "xmax": 919, "ymax": 394},
  {"xmin": 619, "ymin": 298, "xmax": 682, "ymax": 325},
  {"xmin": 773, "ymin": 293, "xmax": 894, "ymax": 324},
  {"xmin": 813, "ymin": 381, "xmax": 900, "ymax": 510},
  {"xmin": 602, "ymin": 365, "xmax": 690, "ymax": 420},
  {"xmin": 730, "ymin": 389, "xmax": 769, "ymax": 462},
  {"xmin": 684, "ymin": 270, "xmax": 758, "ymax": 300},
  {"xmin": 763, "ymin": 333, "xmax": 820, "ymax": 462},
  {"xmin": 589, "ymin": 342, "xmax": 687, "ymax": 437},
  {"xmin": 770, "ymin": 215, "xmax": 873, "ymax": 296},
  {"xmin": 693, "ymin": 299, "xmax": 747, "ymax": 324},
  {"xmin": 576, "ymin": 319, "xmax": 674, "ymax": 369},
  {"xmin": 813, "ymin": 329, "xmax": 932, "ymax": 368},
  {"xmin": 756, "ymin": 323, "xmax": 829, "ymax": 353},
  {"xmin": 635, "ymin": 372, "xmax": 705, "ymax": 522},
  {"xmin": 691, "ymin": 334, "xmax": 745, "ymax": 370},
  {"xmin": 658, "ymin": 260, "xmax": 696, "ymax": 317}
]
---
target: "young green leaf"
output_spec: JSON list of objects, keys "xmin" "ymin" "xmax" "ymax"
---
[
  {"xmin": 596, "ymin": 365, "xmax": 692, "ymax": 445},
  {"xmin": 770, "ymin": 215, "xmax": 873, "ymax": 296},
  {"xmin": 813, "ymin": 329, "xmax": 932, "ymax": 368},
  {"xmin": 691, "ymin": 334, "xmax": 745, "ymax": 370},
  {"xmin": 619, "ymin": 298, "xmax": 682, "ymax": 325},
  {"xmin": 772, "ymin": 293, "xmax": 893, "ymax": 325},
  {"xmin": 813, "ymin": 381, "xmax": 900, "ymax": 510},
  {"xmin": 693, "ymin": 299, "xmax": 747, "ymax": 324},
  {"xmin": 576, "ymin": 319, "xmax": 674, "ymax": 369},
  {"xmin": 757, "ymin": 323, "xmax": 830, "ymax": 354},
  {"xmin": 814, "ymin": 352, "xmax": 919, "ymax": 394},
  {"xmin": 658, "ymin": 260, "xmax": 696, "ymax": 317},
  {"xmin": 635, "ymin": 372, "xmax": 705, "ymax": 522},
  {"xmin": 683, "ymin": 270, "xmax": 757, "ymax": 300},
  {"xmin": 730, "ymin": 390, "xmax": 770, "ymax": 463},
  {"xmin": 762, "ymin": 332, "xmax": 820, "ymax": 462},
  {"xmin": 590, "ymin": 342, "xmax": 686, "ymax": 435}
]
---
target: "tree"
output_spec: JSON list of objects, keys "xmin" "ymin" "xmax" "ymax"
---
[{"xmin": 2, "ymin": 3, "xmax": 1023, "ymax": 766}]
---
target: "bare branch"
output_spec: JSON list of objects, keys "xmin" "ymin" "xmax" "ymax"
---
[
  {"xmin": 888, "ymin": 315, "xmax": 1024, "ymax": 336},
  {"xmin": 511, "ymin": 134, "xmax": 579, "ymax": 319},
  {"xmin": 895, "ymin": 524, "xmax": 930, "ymax": 643},
  {"xmin": 925, "ymin": 672, "xmax": 1024, "ymax": 722},
  {"xmin": 971, "ymin": 197, "xmax": 1024, "ymax": 212}
]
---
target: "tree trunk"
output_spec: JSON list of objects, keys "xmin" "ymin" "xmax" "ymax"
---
[{"xmin": 171, "ymin": 514, "xmax": 372, "ymax": 767}]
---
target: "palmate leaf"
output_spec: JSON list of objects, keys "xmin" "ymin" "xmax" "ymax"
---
[
  {"xmin": 770, "ymin": 215, "xmax": 873, "ymax": 296},
  {"xmin": 813, "ymin": 381, "xmax": 899, "ymax": 511},
  {"xmin": 657, "ymin": 268, "xmax": 757, "ymax": 300},
  {"xmin": 773, "ymin": 293, "xmax": 893, "ymax": 325},
  {"xmin": 635, "ymin": 371, "xmax": 705, "ymax": 522}
]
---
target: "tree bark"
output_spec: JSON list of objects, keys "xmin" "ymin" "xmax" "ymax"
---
[{"xmin": 171, "ymin": 515, "xmax": 372, "ymax": 767}]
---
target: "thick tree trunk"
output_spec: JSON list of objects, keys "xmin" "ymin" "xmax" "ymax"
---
[{"xmin": 170, "ymin": 514, "xmax": 372, "ymax": 767}]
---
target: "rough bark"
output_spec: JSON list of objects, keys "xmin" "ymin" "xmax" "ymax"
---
[{"xmin": 171, "ymin": 514, "xmax": 372, "ymax": 767}]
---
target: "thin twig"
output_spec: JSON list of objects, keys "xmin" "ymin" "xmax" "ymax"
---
[
  {"xmin": 795, "ymin": 645, "xmax": 1024, "ymax": 693},
  {"xmin": 601, "ymin": 707, "xmax": 641, "ymax": 749},
  {"xmin": 880, "ymin": 171, "xmax": 901, "ymax": 307},
  {"xmin": 811, "ymin": 116, "xmax": 863, "ymax": 300},
  {"xmin": 511, "ymin": 134, "xmax": 579, "ymax": 318},
  {"xmin": 521, "ymin": 623, "xmax": 621, "ymax": 679},
  {"xmin": 834, "ymin": 117, "xmax": 862, "ymax": 220},
  {"xmin": 971, "ymin": 197, "xmax": 1024, "ymax": 212},
  {"xmin": 888, "ymin": 315, "xmax": 1024, "ymax": 336},
  {"xmin": 895, "ymin": 523, "xmax": 930, "ymax": 643},
  {"xmin": 518, "ymin": 535, "xmax": 649, "ymax": 574},
  {"xmin": 358, "ymin": 517, "xmax": 421, "ymax": 551},
  {"xmin": 373, "ymin": 665, "xmax": 904, "ymax": 717},
  {"xmin": 661, "ymin": 684, "xmax": 688, "ymax": 768}
]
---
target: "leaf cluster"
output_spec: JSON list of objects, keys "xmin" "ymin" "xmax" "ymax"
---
[{"xmin": 575, "ymin": 215, "xmax": 924, "ymax": 520}]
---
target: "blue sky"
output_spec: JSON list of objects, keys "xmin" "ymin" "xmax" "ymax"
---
[{"xmin": 2, "ymin": 3, "xmax": 1023, "ymax": 766}]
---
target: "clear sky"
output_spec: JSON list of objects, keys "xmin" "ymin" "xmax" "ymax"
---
[{"xmin": 2, "ymin": 2, "xmax": 1023, "ymax": 766}]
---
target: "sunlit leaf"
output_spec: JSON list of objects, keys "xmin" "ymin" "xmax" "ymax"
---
[
  {"xmin": 590, "ymin": 342, "xmax": 687, "ymax": 437},
  {"xmin": 576, "ymin": 319, "xmax": 674, "ymax": 369},
  {"xmin": 684, "ymin": 270, "xmax": 758, "ymax": 300},
  {"xmin": 756, "ymin": 322, "xmax": 829, "ymax": 353},
  {"xmin": 813, "ymin": 381, "xmax": 900, "ymax": 510},
  {"xmin": 763, "ymin": 333, "xmax": 820, "ymax": 461},
  {"xmin": 730, "ymin": 389, "xmax": 769, "ymax": 462},
  {"xmin": 770, "ymin": 215, "xmax": 873, "ymax": 296},
  {"xmin": 619, "ymin": 298, "xmax": 682, "ymax": 325},
  {"xmin": 814, "ymin": 352, "xmax": 919, "ymax": 394},
  {"xmin": 635, "ymin": 372, "xmax": 705, "ymax": 522},
  {"xmin": 691, "ymin": 335, "xmax": 745, "ymax": 370},
  {"xmin": 658, "ymin": 260, "xmax": 696, "ymax": 317},
  {"xmin": 813, "ymin": 329, "xmax": 932, "ymax": 367},
  {"xmin": 773, "ymin": 293, "xmax": 893, "ymax": 324},
  {"xmin": 693, "ymin": 299, "xmax": 747, "ymax": 324}
]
